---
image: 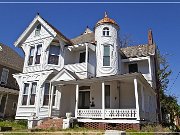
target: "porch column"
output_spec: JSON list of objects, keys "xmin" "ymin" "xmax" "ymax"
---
[
  {"xmin": 141, "ymin": 85, "xmax": 145, "ymax": 112},
  {"xmin": 102, "ymin": 81, "xmax": 105, "ymax": 119},
  {"xmin": 134, "ymin": 78, "xmax": 140, "ymax": 120},
  {"xmin": 75, "ymin": 84, "xmax": 79, "ymax": 118},
  {"xmin": 48, "ymin": 84, "xmax": 54, "ymax": 117},
  {"xmin": 85, "ymin": 44, "xmax": 89, "ymax": 63}
]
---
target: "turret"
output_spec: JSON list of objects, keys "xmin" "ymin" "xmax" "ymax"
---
[{"xmin": 95, "ymin": 12, "xmax": 120, "ymax": 77}]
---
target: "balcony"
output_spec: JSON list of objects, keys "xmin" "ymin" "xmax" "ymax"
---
[{"xmin": 64, "ymin": 62, "xmax": 95, "ymax": 79}]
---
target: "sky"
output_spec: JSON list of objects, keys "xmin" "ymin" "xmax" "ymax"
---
[{"xmin": 0, "ymin": 3, "xmax": 179, "ymax": 102}]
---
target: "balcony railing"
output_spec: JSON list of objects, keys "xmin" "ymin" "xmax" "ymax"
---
[
  {"xmin": 65, "ymin": 62, "xmax": 95, "ymax": 79},
  {"xmin": 77, "ymin": 109, "xmax": 137, "ymax": 119}
]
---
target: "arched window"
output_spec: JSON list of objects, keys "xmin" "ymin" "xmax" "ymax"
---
[{"xmin": 103, "ymin": 27, "xmax": 109, "ymax": 36}]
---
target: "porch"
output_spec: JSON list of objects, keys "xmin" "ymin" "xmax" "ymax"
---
[{"xmin": 49, "ymin": 73, "xmax": 157, "ymax": 123}]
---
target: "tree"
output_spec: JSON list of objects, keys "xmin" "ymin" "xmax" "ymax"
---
[
  {"xmin": 158, "ymin": 51, "xmax": 180, "ymax": 127},
  {"xmin": 119, "ymin": 34, "xmax": 135, "ymax": 48}
]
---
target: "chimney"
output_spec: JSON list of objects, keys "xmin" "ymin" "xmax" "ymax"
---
[{"xmin": 148, "ymin": 29, "xmax": 153, "ymax": 45}]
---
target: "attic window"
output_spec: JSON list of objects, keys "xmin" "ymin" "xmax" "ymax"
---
[
  {"xmin": 103, "ymin": 27, "xmax": 109, "ymax": 36},
  {"xmin": 35, "ymin": 24, "xmax": 41, "ymax": 36}
]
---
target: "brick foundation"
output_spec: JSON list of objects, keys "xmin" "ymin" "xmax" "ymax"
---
[
  {"xmin": 81, "ymin": 122, "xmax": 140, "ymax": 131},
  {"xmin": 36, "ymin": 117, "xmax": 63, "ymax": 129}
]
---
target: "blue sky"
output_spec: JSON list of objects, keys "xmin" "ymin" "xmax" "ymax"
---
[{"xmin": 0, "ymin": 3, "xmax": 179, "ymax": 102}]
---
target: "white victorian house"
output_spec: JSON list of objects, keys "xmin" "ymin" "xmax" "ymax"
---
[{"xmin": 13, "ymin": 13, "xmax": 160, "ymax": 130}]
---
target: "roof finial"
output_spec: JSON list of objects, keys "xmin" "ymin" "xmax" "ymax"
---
[
  {"xmin": 148, "ymin": 28, "xmax": 153, "ymax": 45},
  {"xmin": 37, "ymin": 12, "xmax": 40, "ymax": 15},
  {"xmin": 105, "ymin": 11, "xmax": 108, "ymax": 18}
]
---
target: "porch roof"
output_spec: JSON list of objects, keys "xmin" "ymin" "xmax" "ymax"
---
[{"xmin": 51, "ymin": 72, "xmax": 156, "ymax": 95}]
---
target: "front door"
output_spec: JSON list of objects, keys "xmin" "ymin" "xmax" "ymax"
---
[{"xmin": 78, "ymin": 91, "xmax": 90, "ymax": 109}]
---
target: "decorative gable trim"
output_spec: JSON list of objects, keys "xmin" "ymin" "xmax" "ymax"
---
[
  {"xmin": 50, "ymin": 68, "xmax": 78, "ymax": 83},
  {"xmin": 14, "ymin": 15, "xmax": 57, "ymax": 47}
]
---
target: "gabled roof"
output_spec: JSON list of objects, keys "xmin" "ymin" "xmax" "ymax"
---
[
  {"xmin": 0, "ymin": 43, "xmax": 23, "ymax": 71},
  {"xmin": 14, "ymin": 14, "xmax": 72, "ymax": 47},
  {"xmin": 50, "ymin": 68, "xmax": 79, "ymax": 83},
  {"xmin": 121, "ymin": 44, "xmax": 156, "ymax": 58}
]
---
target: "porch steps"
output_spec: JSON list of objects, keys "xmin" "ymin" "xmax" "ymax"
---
[{"xmin": 36, "ymin": 117, "xmax": 63, "ymax": 129}]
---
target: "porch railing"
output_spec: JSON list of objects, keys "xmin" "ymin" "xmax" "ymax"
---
[
  {"xmin": 105, "ymin": 109, "xmax": 137, "ymax": 118},
  {"xmin": 77, "ymin": 109, "xmax": 102, "ymax": 118},
  {"xmin": 77, "ymin": 109, "xmax": 137, "ymax": 119}
]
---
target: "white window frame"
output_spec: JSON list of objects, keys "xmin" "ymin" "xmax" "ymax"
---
[
  {"xmin": 102, "ymin": 44, "xmax": 111, "ymax": 67},
  {"xmin": 21, "ymin": 82, "xmax": 37, "ymax": 106},
  {"xmin": 103, "ymin": 27, "xmax": 110, "ymax": 36},
  {"xmin": 28, "ymin": 44, "xmax": 42, "ymax": 66},
  {"xmin": 47, "ymin": 44, "xmax": 60, "ymax": 65},
  {"xmin": 42, "ymin": 82, "xmax": 57, "ymax": 107},
  {"xmin": 35, "ymin": 24, "xmax": 41, "ymax": 36},
  {"xmin": 0, "ymin": 68, "xmax": 9, "ymax": 85}
]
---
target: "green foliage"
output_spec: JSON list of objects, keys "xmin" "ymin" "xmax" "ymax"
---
[
  {"xmin": 158, "ymin": 50, "xmax": 180, "ymax": 127},
  {"xmin": 0, "ymin": 120, "xmax": 27, "ymax": 130}
]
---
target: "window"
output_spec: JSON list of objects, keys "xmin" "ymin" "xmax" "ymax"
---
[
  {"xmin": 1, "ymin": 68, "xmax": 9, "ymax": 85},
  {"xmin": 35, "ymin": 24, "xmax": 41, "ymax": 36},
  {"xmin": 79, "ymin": 52, "xmax": 86, "ymax": 63},
  {"xmin": 28, "ymin": 46, "xmax": 35, "ymax": 65},
  {"xmin": 103, "ymin": 27, "xmax": 109, "ymax": 36},
  {"xmin": 48, "ymin": 45, "xmax": 60, "ymax": 65},
  {"xmin": 128, "ymin": 63, "xmax": 138, "ymax": 73},
  {"xmin": 43, "ymin": 83, "xmax": 56, "ymax": 106},
  {"xmin": 52, "ymin": 86, "xmax": 56, "ymax": 106},
  {"xmin": 22, "ymin": 82, "xmax": 37, "ymax": 105},
  {"xmin": 29, "ymin": 82, "xmax": 37, "ymax": 105},
  {"xmin": 43, "ymin": 83, "xmax": 50, "ymax": 105},
  {"xmin": 35, "ymin": 45, "xmax": 42, "ymax": 64},
  {"xmin": 103, "ymin": 45, "xmax": 110, "ymax": 66},
  {"xmin": 28, "ymin": 45, "xmax": 42, "ymax": 65},
  {"xmin": 22, "ymin": 83, "xmax": 29, "ymax": 105},
  {"xmin": 105, "ymin": 85, "xmax": 110, "ymax": 108}
]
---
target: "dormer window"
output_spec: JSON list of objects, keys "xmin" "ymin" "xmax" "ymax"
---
[
  {"xmin": 35, "ymin": 24, "xmax": 41, "ymax": 36},
  {"xmin": 28, "ymin": 45, "xmax": 42, "ymax": 66},
  {"xmin": 103, "ymin": 27, "xmax": 109, "ymax": 36},
  {"xmin": 48, "ymin": 45, "xmax": 60, "ymax": 65}
]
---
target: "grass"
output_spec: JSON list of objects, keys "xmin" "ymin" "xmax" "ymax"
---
[
  {"xmin": 0, "ymin": 120, "xmax": 27, "ymax": 131},
  {"xmin": 0, "ymin": 120, "xmax": 176, "ymax": 135}
]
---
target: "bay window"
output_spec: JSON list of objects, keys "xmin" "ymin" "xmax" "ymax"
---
[
  {"xmin": 22, "ymin": 82, "xmax": 37, "ymax": 105},
  {"xmin": 103, "ymin": 45, "xmax": 110, "ymax": 66},
  {"xmin": 48, "ymin": 45, "xmax": 60, "ymax": 65}
]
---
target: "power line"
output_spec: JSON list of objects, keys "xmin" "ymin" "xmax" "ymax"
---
[{"xmin": 169, "ymin": 71, "xmax": 180, "ymax": 91}]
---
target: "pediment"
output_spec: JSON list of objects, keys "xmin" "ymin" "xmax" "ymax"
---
[{"xmin": 51, "ymin": 68, "xmax": 78, "ymax": 82}]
